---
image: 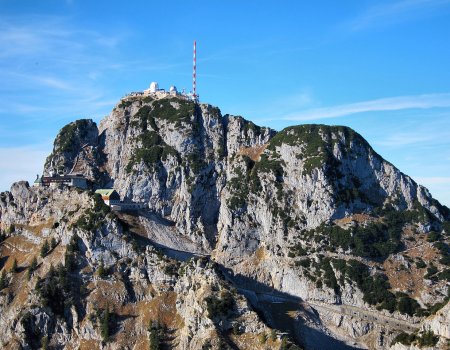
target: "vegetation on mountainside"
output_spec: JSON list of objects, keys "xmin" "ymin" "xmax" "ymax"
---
[
  {"xmin": 226, "ymin": 153, "xmax": 285, "ymax": 212},
  {"xmin": 33, "ymin": 234, "xmax": 86, "ymax": 330},
  {"xmin": 131, "ymin": 98, "xmax": 195, "ymax": 130},
  {"xmin": 40, "ymin": 239, "xmax": 50, "ymax": 258},
  {"xmin": 148, "ymin": 321, "xmax": 166, "ymax": 350},
  {"xmin": 0, "ymin": 270, "xmax": 8, "ymax": 290},
  {"xmin": 267, "ymin": 124, "xmax": 371, "ymax": 174},
  {"xmin": 126, "ymin": 130, "xmax": 179, "ymax": 172},
  {"xmin": 118, "ymin": 99, "xmax": 133, "ymax": 109},
  {"xmin": 100, "ymin": 304, "xmax": 112, "ymax": 341},
  {"xmin": 127, "ymin": 99, "xmax": 203, "ymax": 173},
  {"xmin": 205, "ymin": 289, "xmax": 235, "ymax": 319},
  {"xmin": 330, "ymin": 258, "xmax": 424, "ymax": 315},
  {"xmin": 21, "ymin": 312, "xmax": 43, "ymax": 349},
  {"xmin": 75, "ymin": 193, "xmax": 111, "ymax": 232},
  {"xmin": 298, "ymin": 202, "xmax": 437, "ymax": 259},
  {"xmin": 53, "ymin": 119, "xmax": 94, "ymax": 153},
  {"xmin": 392, "ymin": 330, "xmax": 439, "ymax": 348},
  {"xmin": 27, "ymin": 256, "xmax": 38, "ymax": 280},
  {"xmin": 35, "ymin": 263, "xmax": 78, "ymax": 317}
]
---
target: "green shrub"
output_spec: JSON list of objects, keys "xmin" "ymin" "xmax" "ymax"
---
[
  {"xmin": 97, "ymin": 259, "xmax": 108, "ymax": 278},
  {"xmin": 41, "ymin": 335, "xmax": 49, "ymax": 350},
  {"xmin": 320, "ymin": 258, "xmax": 340, "ymax": 293},
  {"xmin": 270, "ymin": 329, "xmax": 277, "ymax": 341},
  {"xmin": 259, "ymin": 332, "xmax": 267, "ymax": 344},
  {"xmin": 126, "ymin": 130, "xmax": 179, "ymax": 173},
  {"xmin": 396, "ymin": 295, "xmax": 421, "ymax": 316},
  {"xmin": 27, "ymin": 256, "xmax": 38, "ymax": 280},
  {"xmin": 21, "ymin": 312, "xmax": 41, "ymax": 349},
  {"xmin": 55, "ymin": 119, "xmax": 92, "ymax": 153},
  {"xmin": 392, "ymin": 332, "xmax": 416, "ymax": 346},
  {"xmin": 100, "ymin": 305, "xmax": 110, "ymax": 342},
  {"xmin": 75, "ymin": 194, "xmax": 111, "ymax": 232},
  {"xmin": 417, "ymin": 330, "xmax": 439, "ymax": 347},
  {"xmin": 40, "ymin": 240, "xmax": 50, "ymax": 258},
  {"xmin": 148, "ymin": 321, "xmax": 165, "ymax": 350},
  {"xmin": 0, "ymin": 270, "xmax": 8, "ymax": 290},
  {"xmin": 10, "ymin": 258, "xmax": 18, "ymax": 273},
  {"xmin": 425, "ymin": 265, "xmax": 438, "ymax": 280},
  {"xmin": 205, "ymin": 290, "xmax": 235, "ymax": 319},
  {"xmin": 415, "ymin": 259, "xmax": 426, "ymax": 269},
  {"xmin": 35, "ymin": 263, "xmax": 80, "ymax": 317},
  {"xmin": 438, "ymin": 269, "xmax": 450, "ymax": 281},
  {"xmin": 427, "ymin": 231, "xmax": 441, "ymax": 242}
]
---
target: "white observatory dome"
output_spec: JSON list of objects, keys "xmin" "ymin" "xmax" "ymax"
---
[
  {"xmin": 169, "ymin": 85, "xmax": 177, "ymax": 93},
  {"xmin": 149, "ymin": 82, "xmax": 159, "ymax": 93}
]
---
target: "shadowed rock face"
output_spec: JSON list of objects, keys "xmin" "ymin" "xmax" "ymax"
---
[{"xmin": 8, "ymin": 94, "xmax": 447, "ymax": 349}]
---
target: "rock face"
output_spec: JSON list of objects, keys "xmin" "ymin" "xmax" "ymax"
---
[{"xmin": 2, "ymin": 94, "xmax": 450, "ymax": 349}]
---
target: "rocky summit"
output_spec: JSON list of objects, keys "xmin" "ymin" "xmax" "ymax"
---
[{"xmin": 0, "ymin": 94, "xmax": 449, "ymax": 350}]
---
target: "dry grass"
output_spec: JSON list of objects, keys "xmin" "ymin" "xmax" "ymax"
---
[
  {"xmin": 78, "ymin": 339, "xmax": 100, "ymax": 350},
  {"xmin": 87, "ymin": 279, "xmax": 183, "ymax": 349},
  {"xmin": 334, "ymin": 214, "xmax": 378, "ymax": 228},
  {"xmin": 383, "ymin": 257, "xmax": 425, "ymax": 297},
  {"xmin": 254, "ymin": 246, "xmax": 266, "ymax": 264},
  {"xmin": 17, "ymin": 218, "xmax": 54, "ymax": 236},
  {"xmin": 231, "ymin": 332, "xmax": 280, "ymax": 349},
  {"xmin": 237, "ymin": 144, "xmax": 268, "ymax": 161}
]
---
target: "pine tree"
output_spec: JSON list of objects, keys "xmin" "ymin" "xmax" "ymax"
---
[
  {"xmin": 0, "ymin": 270, "xmax": 8, "ymax": 290},
  {"xmin": 259, "ymin": 332, "xmax": 268, "ymax": 344},
  {"xmin": 65, "ymin": 251, "xmax": 76, "ymax": 271},
  {"xmin": 41, "ymin": 335, "xmax": 49, "ymax": 350},
  {"xmin": 97, "ymin": 259, "xmax": 107, "ymax": 278},
  {"xmin": 27, "ymin": 256, "xmax": 38, "ymax": 280},
  {"xmin": 50, "ymin": 237, "xmax": 57, "ymax": 249},
  {"xmin": 10, "ymin": 258, "xmax": 18, "ymax": 273},
  {"xmin": 270, "ymin": 329, "xmax": 277, "ymax": 341},
  {"xmin": 30, "ymin": 256, "xmax": 38, "ymax": 271},
  {"xmin": 148, "ymin": 321, "xmax": 162, "ymax": 350},
  {"xmin": 100, "ymin": 305, "xmax": 110, "ymax": 342},
  {"xmin": 40, "ymin": 240, "xmax": 50, "ymax": 258},
  {"xmin": 280, "ymin": 336, "xmax": 288, "ymax": 350}
]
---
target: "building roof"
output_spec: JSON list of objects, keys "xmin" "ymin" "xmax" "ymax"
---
[{"xmin": 95, "ymin": 189, "xmax": 118, "ymax": 197}]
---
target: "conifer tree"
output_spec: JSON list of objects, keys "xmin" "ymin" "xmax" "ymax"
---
[
  {"xmin": 0, "ymin": 270, "xmax": 8, "ymax": 290},
  {"xmin": 10, "ymin": 258, "xmax": 18, "ymax": 273},
  {"xmin": 51, "ymin": 237, "xmax": 57, "ymax": 249},
  {"xmin": 100, "ymin": 304, "xmax": 110, "ymax": 341},
  {"xmin": 40, "ymin": 240, "xmax": 50, "ymax": 258}
]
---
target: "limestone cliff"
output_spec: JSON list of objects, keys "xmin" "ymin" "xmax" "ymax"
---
[{"xmin": 2, "ymin": 94, "xmax": 449, "ymax": 349}]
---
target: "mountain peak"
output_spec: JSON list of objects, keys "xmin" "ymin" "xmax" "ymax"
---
[{"xmin": 2, "ymin": 94, "xmax": 449, "ymax": 349}]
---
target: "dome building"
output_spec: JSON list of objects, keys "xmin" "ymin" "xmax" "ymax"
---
[
  {"xmin": 149, "ymin": 82, "xmax": 159, "ymax": 93},
  {"xmin": 169, "ymin": 85, "xmax": 178, "ymax": 96}
]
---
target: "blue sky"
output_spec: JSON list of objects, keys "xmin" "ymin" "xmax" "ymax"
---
[{"xmin": 1, "ymin": 0, "xmax": 450, "ymax": 206}]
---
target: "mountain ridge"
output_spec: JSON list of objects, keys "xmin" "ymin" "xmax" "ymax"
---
[{"xmin": 1, "ymin": 94, "xmax": 449, "ymax": 349}]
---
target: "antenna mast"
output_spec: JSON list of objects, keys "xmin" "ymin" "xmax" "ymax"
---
[{"xmin": 193, "ymin": 40, "xmax": 198, "ymax": 101}]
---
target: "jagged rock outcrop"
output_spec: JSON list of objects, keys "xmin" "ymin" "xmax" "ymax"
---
[
  {"xmin": 0, "ymin": 183, "xmax": 282, "ymax": 349},
  {"xmin": 2, "ymin": 94, "xmax": 449, "ymax": 349}
]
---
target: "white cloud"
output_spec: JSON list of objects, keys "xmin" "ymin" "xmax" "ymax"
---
[
  {"xmin": 0, "ymin": 146, "xmax": 50, "ymax": 192},
  {"xmin": 376, "ymin": 133, "xmax": 437, "ymax": 147},
  {"xmin": 348, "ymin": 0, "xmax": 450, "ymax": 31},
  {"xmin": 282, "ymin": 93, "xmax": 450, "ymax": 121}
]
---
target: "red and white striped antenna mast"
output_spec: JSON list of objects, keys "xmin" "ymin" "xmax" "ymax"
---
[{"xmin": 193, "ymin": 40, "xmax": 198, "ymax": 101}]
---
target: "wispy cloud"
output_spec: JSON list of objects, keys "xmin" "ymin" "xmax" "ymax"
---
[
  {"xmin": 282, "ymin": 93, "xmax": 450, "ymax": 121},
  {"xmin": 348, "ymin": 0, "xmax": 450, "ymax": 31}
]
